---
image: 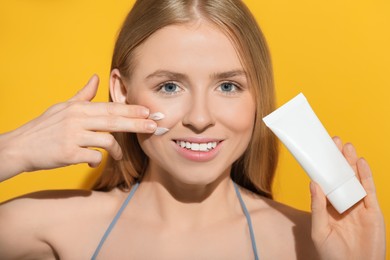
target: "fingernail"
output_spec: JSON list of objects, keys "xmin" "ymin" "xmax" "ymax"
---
[
  {"xmin": 154, "ymin": 127, "xmax": 169, "ymax": 136},
  {"xmin": 140, "ymin": 108, "xmax": 150, "ymax": 118},
  {"xmin": 146, "ymin": 122, "xmax": 157, "ymax": 131},
  {"xmin": 148, "ymin": 112, "xmax": 165, "ymax": 121}
]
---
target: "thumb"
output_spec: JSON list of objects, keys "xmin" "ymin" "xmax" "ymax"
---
[
  {"xmin": 310, "ymin": 181, "xmax": 329, "ymax": 241},
  {"xmin": 69, "ymin": 74, "xmax": 99, "ymax": 102}
]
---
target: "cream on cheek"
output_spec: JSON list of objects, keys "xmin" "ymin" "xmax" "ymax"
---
[
  {"xmin": 128, "ymin": 89, "xmax": 186, "ymax": 135},
  {"xmin": 147, "ymin": 94, "xmax": 255, "ymax": 138},
  {"xmin": 145, "ymin": 99, "xmax": 187, "ymax": 133},
  {"xmin": 134, "ymin": 98, "xmax": 187, "ymax": 164}
]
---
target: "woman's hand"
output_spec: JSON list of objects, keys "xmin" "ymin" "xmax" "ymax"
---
[
  {"xmin": 0, "ymin": 75, "xmax": 157, "ymax": 181},
  {"xmin": 310, "ymin": 137, "xmax": 386, "ymax": 260}
]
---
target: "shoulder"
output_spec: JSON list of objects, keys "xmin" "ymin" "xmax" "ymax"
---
[
  {"xmin": 241, "ymin": 189, "xmax": 312, "ymax": 235},
  {"xmin": 238, "ymin": 187, "xmax": 320, "ymax": 259},
  {"xmin": 0, "ymin": 189, "xmax": 116, "ymax": 223},
  {"xmin": 0, "ymin": 188, "xmax": 125, "ymax": 259}
]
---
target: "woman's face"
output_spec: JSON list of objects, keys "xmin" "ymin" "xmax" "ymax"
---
[{"xmin": 125, "ymin": 21, "xmax": 256, "ymax": 186}]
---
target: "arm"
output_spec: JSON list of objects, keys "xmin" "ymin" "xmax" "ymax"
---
[
  {"xmin": 0, "ymin": 131, "xmax": 26, "ymax": 181},
  {"xmin": 0, "ymin": 198, "xmax": 56, "ymax": 259},
  {"xmin": 0, "ymin": 75, "xmax": 157, "ymax": 182}
]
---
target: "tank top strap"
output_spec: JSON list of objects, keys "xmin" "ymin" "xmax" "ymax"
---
[
  {"xmin": 91, "ymin": 182, "xmax": 259, "ymax": 260},
  {"xmin": 91, "ymin": 182, "xmax": 140, "ymax": 260},
  {"xmin": 233, "ymin": 182, "xmax": 260, "ymax": 260}
]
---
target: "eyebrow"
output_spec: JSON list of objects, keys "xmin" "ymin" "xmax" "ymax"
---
[
  {"xmin": 145, "ymin": 69, "xmax": 247, "ymax": 81},
  {"xmin": 210, "ymin": 70, "xmax": 247, "ymax": 80},
  {"xmin": 145, "ymin": 70, "xmax": 187, "ymax": 81}
]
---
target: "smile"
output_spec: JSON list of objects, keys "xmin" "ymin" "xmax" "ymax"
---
[{"xmin": 175, "ymin": 140, "xmax": 218, "ymax": 152}]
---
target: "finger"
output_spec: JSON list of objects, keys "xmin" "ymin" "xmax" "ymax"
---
[
  {"xmin": 332, "ymin": 136, "xmax": 343, "ymax": 151},
  {"xmin": 357, "ymin": 158, "xmax": 380, "ymax": 210},
  {"xmin": 342, "ymin": 143, "xmax": 359, "ymax": 174},
  {"xmin": 310, "ymin": 181, "xmax": 330, "ymax": 242},
  {"xmin": 78, "ymin": 132, "xmax": 123, "ymax": 160},
  {"xmin": 83, "ymin": 116, "xmax": 157, "ymax": 133},
  {"xmin": 69, "ymin": 75, "xmax": 99, "ymax": 102},
  {"xmin": 72, "ymin": 148, "xmax": 103, "ymax": 168},
  {"xmin": 75, "ymin": 102, "xmax": 150, "ymax": 119}
]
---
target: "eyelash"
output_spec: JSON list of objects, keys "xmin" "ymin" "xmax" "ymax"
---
[
  {"xmin": 216, "ymin": 81, "xmax": 243, "ymax": 95},
  {"xmin": 156, "ymin": 81, "xmax": 183, "ymax": 96},
  {"xmin": 155, "ymin": 81, "xmax": 243, "ymax": 96}
]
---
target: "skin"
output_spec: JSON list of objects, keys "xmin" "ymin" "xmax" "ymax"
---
[
  {"xmin": 0, "ymin": 75, "xmax": 157, "ymax": 181},
  {"xmin": 118, "ymin": 21, "xmax": 256, "ymax": 197},
  {"xmin": 0, "ymin": 20, "xmax": 385, "ymax": 260}
]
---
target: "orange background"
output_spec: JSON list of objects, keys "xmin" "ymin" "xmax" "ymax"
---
[{"xmin": 1, "ymin": 0, "xmax": 389, "ymax": 256}]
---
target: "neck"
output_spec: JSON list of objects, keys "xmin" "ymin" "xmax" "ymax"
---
[{"xmin": 135, "ymin": 169, "xmax": 241, "ymax": 230}]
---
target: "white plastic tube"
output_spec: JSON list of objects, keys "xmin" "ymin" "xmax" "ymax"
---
[{"xmin": 263, "ymin": 93, "xmax": 366, "ymax": 213}]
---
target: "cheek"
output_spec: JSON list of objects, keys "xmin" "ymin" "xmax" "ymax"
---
[
  {"xmin": 213, "ymin": 96, "xmax": 256, "ymax": 134},
  {"xmin": 130, "ymin": 90, "xmax": 256, "ymax": 133},
  {"xmin": 129, "ymin": 92, "xmax": 186, "ymax": 130}
]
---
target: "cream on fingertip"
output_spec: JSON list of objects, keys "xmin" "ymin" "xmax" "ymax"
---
[
  {"xmin": 148, "ymin": 112, "xmax": 165, "ymax": 121},
  {"xmin": 154, "ymin": 127, "xmax": 170, "ymax": 136}
]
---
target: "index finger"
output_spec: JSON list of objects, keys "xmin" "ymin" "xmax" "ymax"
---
[
  {"xmin": 104, "ymin": 102, "xmax": 150, "ymax": 119},
  {"xmin": 72, "ymin": 102, "xmax": 150, "ymax": 119}
]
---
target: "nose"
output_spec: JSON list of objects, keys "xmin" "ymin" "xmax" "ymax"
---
[{"xmin": 182, "ymin": 91, "xmax": 215, "ymax": 132}]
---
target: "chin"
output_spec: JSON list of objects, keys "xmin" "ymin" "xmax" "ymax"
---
[{"xmin": 167, "ymin": 167, "xmax": 229, "ymax": 188}]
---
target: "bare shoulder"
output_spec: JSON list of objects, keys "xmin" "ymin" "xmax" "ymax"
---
[
  {"xmin": 0, "ymin": 188, "xmax": 125, "ymax": 259},
  {"xmin": 238, "ymin": 187, "xmax": 320, "ymax": 259}
]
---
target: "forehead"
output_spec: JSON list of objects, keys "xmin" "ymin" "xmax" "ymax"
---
[{"xmin": 131, "ymin": 21, "xmax": 244, "ymax": 78}]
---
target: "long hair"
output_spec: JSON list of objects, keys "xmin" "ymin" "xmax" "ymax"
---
[{"xmin": 93, "ymin": 0, "xmax": 278, "ymax": 199}]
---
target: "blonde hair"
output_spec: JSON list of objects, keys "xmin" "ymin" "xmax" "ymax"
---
[{"xmin": 93, "ymin": 0, "xmax": 278, "ymax": 199}]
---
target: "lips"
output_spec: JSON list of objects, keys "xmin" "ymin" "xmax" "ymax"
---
[{"xmin": 172, "ymin": 138, "xmax": 223, "ymax": 162}]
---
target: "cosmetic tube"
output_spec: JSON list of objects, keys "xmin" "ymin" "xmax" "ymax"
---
[{"xmin": 263, "ymin": 93, "xmax": 366, "ymax": 214}]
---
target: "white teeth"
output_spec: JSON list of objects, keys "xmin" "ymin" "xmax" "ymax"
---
[
  {"xmin": 176, "ymin": 141, "xmax": 218, "ymax": 151},
  {"xmin": 199, "ymin": 143, "xmax": 208, "ymax": 151},
  {"xmin": 192, "ymin": 143, "xmax": 200, "ymax": 151}
]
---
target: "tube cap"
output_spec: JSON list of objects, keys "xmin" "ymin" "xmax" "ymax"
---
[{"xmin": 326, "ymin": 176, "xmax": 367, "ymax": 214}]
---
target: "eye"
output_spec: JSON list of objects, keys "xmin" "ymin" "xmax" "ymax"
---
[
  {"xmin": 217, "ymin": 82, "xmax": 241, "ymax": 94},
  {"xmin": 157, "ymin": 82, "xmax": 182, "ymax": 95}
]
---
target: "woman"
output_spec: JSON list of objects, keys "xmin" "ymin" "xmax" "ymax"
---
[{"xmin": 0, "ymin": 0, "xmax": 385, "ymax": 259}]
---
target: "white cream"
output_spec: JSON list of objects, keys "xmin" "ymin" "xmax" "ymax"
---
[
  {"xmin": 154, "ymin": 127, "xmax": 169, "ymax": 136},
  {"xmin": 148, "ymin": 112, "xmax": 165, "ymax": 121},
  {"xmin": 263, "ymin": 93, "xmax": 366, "ymax": 213},
  {"xmin": 149, "ymin": 112, "xmax": 169, "ymax": 136}
]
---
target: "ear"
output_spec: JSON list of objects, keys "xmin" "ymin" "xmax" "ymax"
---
[{"xmin": 110, "ymin": 69, "xmax": 127, "ymax": 103}]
